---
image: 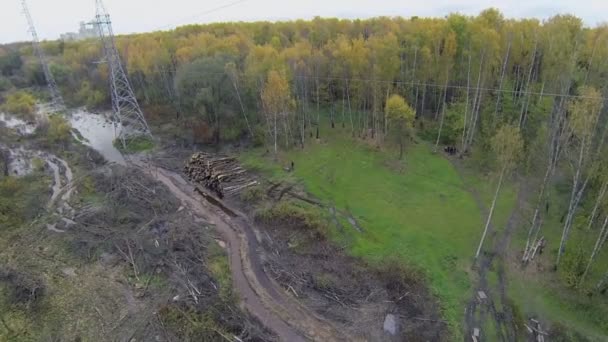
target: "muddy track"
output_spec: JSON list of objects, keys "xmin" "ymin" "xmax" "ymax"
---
[{"xmin": 134, "ymin": 160, "xmax": 348, "ymax": 342}]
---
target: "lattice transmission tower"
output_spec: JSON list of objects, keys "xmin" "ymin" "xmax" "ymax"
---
[
  {"xmin": 21, "ymin": 0, "xmax": 64, "ymax": 113},
  {"xmin": 94, "ymin": 0, "xmax": 151, "ymax": 146}
]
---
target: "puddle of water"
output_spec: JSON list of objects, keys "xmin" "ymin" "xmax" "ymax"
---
[
  {"xmin": 0, "ymin": 112, "xmax": 36, "ymax": 135},
  {"xmin": 69, "ymin": 110, "xmax": 126, "ymax": 165}
]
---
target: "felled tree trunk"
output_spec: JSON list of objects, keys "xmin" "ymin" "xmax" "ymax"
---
[{"xmin": 184, "ymin": 152, "xmax": 257, "ymax": 198}]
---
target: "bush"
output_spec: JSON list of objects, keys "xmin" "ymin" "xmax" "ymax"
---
[
  {"xmin": 76, "ymin": 81, "xmax": 106, "ymax": 109},
  {"xmin": 239, "ymin": 185, "xmax": 265, "ymax": 203},
  {"xmin": 560, "ymin": 244, "xmax": 586, "ymax": 288},
  {"xmin": 0, "ymin": 76, "xmax": 11, "ymax": 91},
  {"xmin": 255, "ymin": 201, "xmax": 328, "ymax": 239},
  {"xmin": 31, "ymin": 158, "xmax": 45, "ymax": 172},
  {"xmin": 0, "ymin": 175, "xmax": 48, "ymax": 229},
  {"xmin": 313, "ymin": 272, "xmax": 338, "ymax": 290},
  {"xmin": 0, "ymin": 268, "xmax": 45, "ymax": 308},
  {"xmin": 2, "ymin": 91, "xmax": 36, "ymax": 119},
  {"xmin": 252, "ymin": 124, "xmax": 266, "ymax": 147},
  {"xmin": 47, "ymin": 114, "xmax": 72, "ymax": 145},
  {"xmin": 114, "ymin": 135, "xmax": 155, "ymax": 154},
  {"xmin": 549, "ymin": 322, "xmax": 590, "ymax": 342},
  {"xmin": 376, "ymin": 257, "xmax": 424, "ymax": 297}
]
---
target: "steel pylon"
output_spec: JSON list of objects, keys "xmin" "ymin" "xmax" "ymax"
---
[
  {"xmin": 94, "ymin": 0, "xmax": 151, "ymax": 147},
  {"xmin": 21, "ymin": 0, "xmax": 65, "ymax": 113}
]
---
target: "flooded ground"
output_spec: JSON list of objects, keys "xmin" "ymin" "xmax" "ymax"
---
[
  {"xmin": 1, "ymin": 109, "xmax": 126, "ymax": 166},
  {"xmin": 68, "ymin": 110, "xmax": 126, "ymax": 165},
  {"xmin": 0, "ymin": 112, "xmax": 36, "ymax": 135},
  {"xmin": 6, "ymin": 147, "xmax": 35, "ymax": 176}
]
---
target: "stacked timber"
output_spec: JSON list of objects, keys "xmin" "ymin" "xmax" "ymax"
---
[{"xmin": 184, "ymin": 152, "xmax": 257, "ymax": 198}]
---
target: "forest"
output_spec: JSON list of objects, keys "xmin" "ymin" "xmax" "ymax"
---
[{"xmin": 1, "ymin": 7, "xmax": 608, "ymax": 341}]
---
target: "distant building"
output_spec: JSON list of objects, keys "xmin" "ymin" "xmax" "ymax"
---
[{"xmin": 60, "ymin": 21, "xmax": 98, "ymax": 41}]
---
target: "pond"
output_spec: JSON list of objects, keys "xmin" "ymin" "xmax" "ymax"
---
[{"xmin": 68, "ymin": 110, "xmax": 126, "ymax": 165}]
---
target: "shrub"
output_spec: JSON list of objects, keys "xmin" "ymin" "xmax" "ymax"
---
[
  {"xmin": 560, "ymin": 244, "xmax": 586, "ymax": 288},
  {"xmin": 376, "ymin": 257, "xmax": 425, "ymax": 298},
  {"xmin": 0, "ymin": 76, "xmax": 11, "ymax": 91},
  {"xmin": 313, "ymin": 272, "xmax": 338, "ymax": 290},
  {"xmin": 0, "ymin": 268, "xmax": 45, "ymax": 308},
  {"xmin": 47, "ymin": 114, "xmax": 72, "ymax": 145},
  {"xmin": 239, "ymin": 185, "xmax": 265, "ymax": 203},
  {"xmin": 114, "ymin": 135, "xmax": 155, "ymax": 154},
  {"xmin": 252, "ymin": 124, "xmax": 266, "ymax": 147},
  {"xmin": 31, "ymin": 157, "xmax": 45, "ymax": 172},
  {"xmin": 0, "ymin": 175, "xmax": 48, "ymax": 229},
  {"xmin": 549, "ymin": 322, "xmax": 590, "ymax": 342},
  {"xmin": 75, "ymin": 81, "xmax": 105, "ymax": 109},
  {"xmin": 2, "ymin": 91, "xmax": 36, "ymax": 119},
  {"xmin": 255, "ymin": 201, "xmax": 328, "ymax": 239}
]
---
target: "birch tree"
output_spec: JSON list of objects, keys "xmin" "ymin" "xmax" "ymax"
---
[
  {"xmin": 386, "ymin": 94, "xmax": 415, "ymax": 160},
  {"xmin": 579, "ymin": 161, "xmax": 608, "ymax": 285},
  {"xmin": 262, "ymin": 70, "xmax": 292, "ymax": 155},
  {"xmin": 475, "ymin": 124, "xmax": 523, "ymax": 259},
  {"xmin": 556, "ymin": 86, "xmax": 604, "ymax": 267}
]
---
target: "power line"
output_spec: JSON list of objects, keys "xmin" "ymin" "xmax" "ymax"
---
[
  {"xmin": 156, "ymin": 0, "xmax": 250, "ymax": 31},
  {"xmin": 146, "ymin": 69, "xmax": 608, "ymax": 101},
  {"xmin": 95, "ymin": 0, "xmax": 152, "ymax": 147},
  {"xmin": 21, "ymin": 0, "xmax": 64, "ymax": 113}
]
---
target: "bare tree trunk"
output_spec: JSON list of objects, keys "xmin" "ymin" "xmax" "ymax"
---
[
  {"xmin": 580, "ymin": 215, "xmax": 608, "ymax": 285},
  {"xmin": 586, "ymin": 180, "xmax": 608, "ymax": 232},
  {"xmin": 273, "ymin": 111, "xmax": 278, "ymax": 155},
  {"xmin": 384, "ymin": 86, "xmax": 390, "ymax": 138},
  {"xmin": 519, "ymin": 38, "xmax": 538, "ymax": 128},
  {"xmin": 347, "ymin": 80, "xmax": 354, "ymax": 136},
  {"xmin": 412, "ymin": 47, "xmax": 418, "ymax": 113},
  {"xmin": 476, "ymin": 168, "xmax": 505, "ymax": 259},
  {"xmin": 583, "ymin": 34, "xmax": 599, "ymax": 86},
  {"xmin": 598, "ymin": 271, "xmax": 608, "ymax": 290},
  {"xmin": 342, "ymin": 81, "xmax": 346, "ymax": 128},
  {"xmin": 462, "ymin": 54, "xmax": 472, "ymax": 152},
  {"xmin": 523, "ymin": 161, "xmax": 554, "ymax": 262},
  {"xmin": 465, "ymin": 50, "xmax": 485, "ymax": 152},
  {"xmin": 0, "ymin": 149, "xmax": 9, "ymax": 177},
  {"xmin": 537, "ymin": 81, "xmax": 545, "ymax": 105},
  {"xmin": 316, "ymin": 78, "xmax": 320, "ymax": 139},
  {"xmin": 399, "ymin": 135, "xmax": 403, "ymax": 160},
  {"xmin": 434, "ymin": 73, "xmax": 449, "ymax": 151},
  {"xmin": 372, "ymin": 82, "xmax": 377, "ymax": 140},
  {"xmin": 230, "ymin": 72, "xmax": 253, "ymax": 138},
  {"xmin": 557, "ymin": 137, "xmax": 588, "ymax": 267},
  {"xmin": 282, "ymin": 111, "xmax": 290, "ymax": 149},
  {"xmin": 421, "ymin": 85, "xmax": 426, "ymax": 119},
  {"xmin": 494, "ymin": 39, "xmax": 511, "ymax": 118}
]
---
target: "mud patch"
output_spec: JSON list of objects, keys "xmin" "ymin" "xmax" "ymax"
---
[{"xmin": 245, "ymin": 193, "xmax": 448, "ymax": 341}]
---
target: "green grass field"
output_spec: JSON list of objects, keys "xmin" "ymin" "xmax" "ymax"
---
[{"xmin": 241, "ymin": 126, "xmax": 518, "ymax": 336}]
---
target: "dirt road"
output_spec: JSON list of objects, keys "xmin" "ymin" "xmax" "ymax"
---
[{"xmin": 134, "ymin": 160, "xmax": 347, "ymax": 342}]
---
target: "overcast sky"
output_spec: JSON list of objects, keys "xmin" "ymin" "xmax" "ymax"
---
[{"xmin": 2, "ymin": 0, "xmax": 607, "ymax": 44}]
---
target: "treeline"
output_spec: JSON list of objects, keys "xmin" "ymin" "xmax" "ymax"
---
[{"xmin": 2, "ymin": 9, "xmax": 608, "ymax": 290}]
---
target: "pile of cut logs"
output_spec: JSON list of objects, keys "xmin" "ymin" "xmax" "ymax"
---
[{"xmin": 184, "ymin": 152, "xmax": 257, "ymax": 198}]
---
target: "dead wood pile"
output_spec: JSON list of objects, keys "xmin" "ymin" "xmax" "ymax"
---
[{"xmin": 184, "ymin": 152, "xmax": 257, "ymax": 198}]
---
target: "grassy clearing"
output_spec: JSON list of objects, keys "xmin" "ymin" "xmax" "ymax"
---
[{"xmin": 241, "ymin": 126, "xmax": 511, "ymax": 335}]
